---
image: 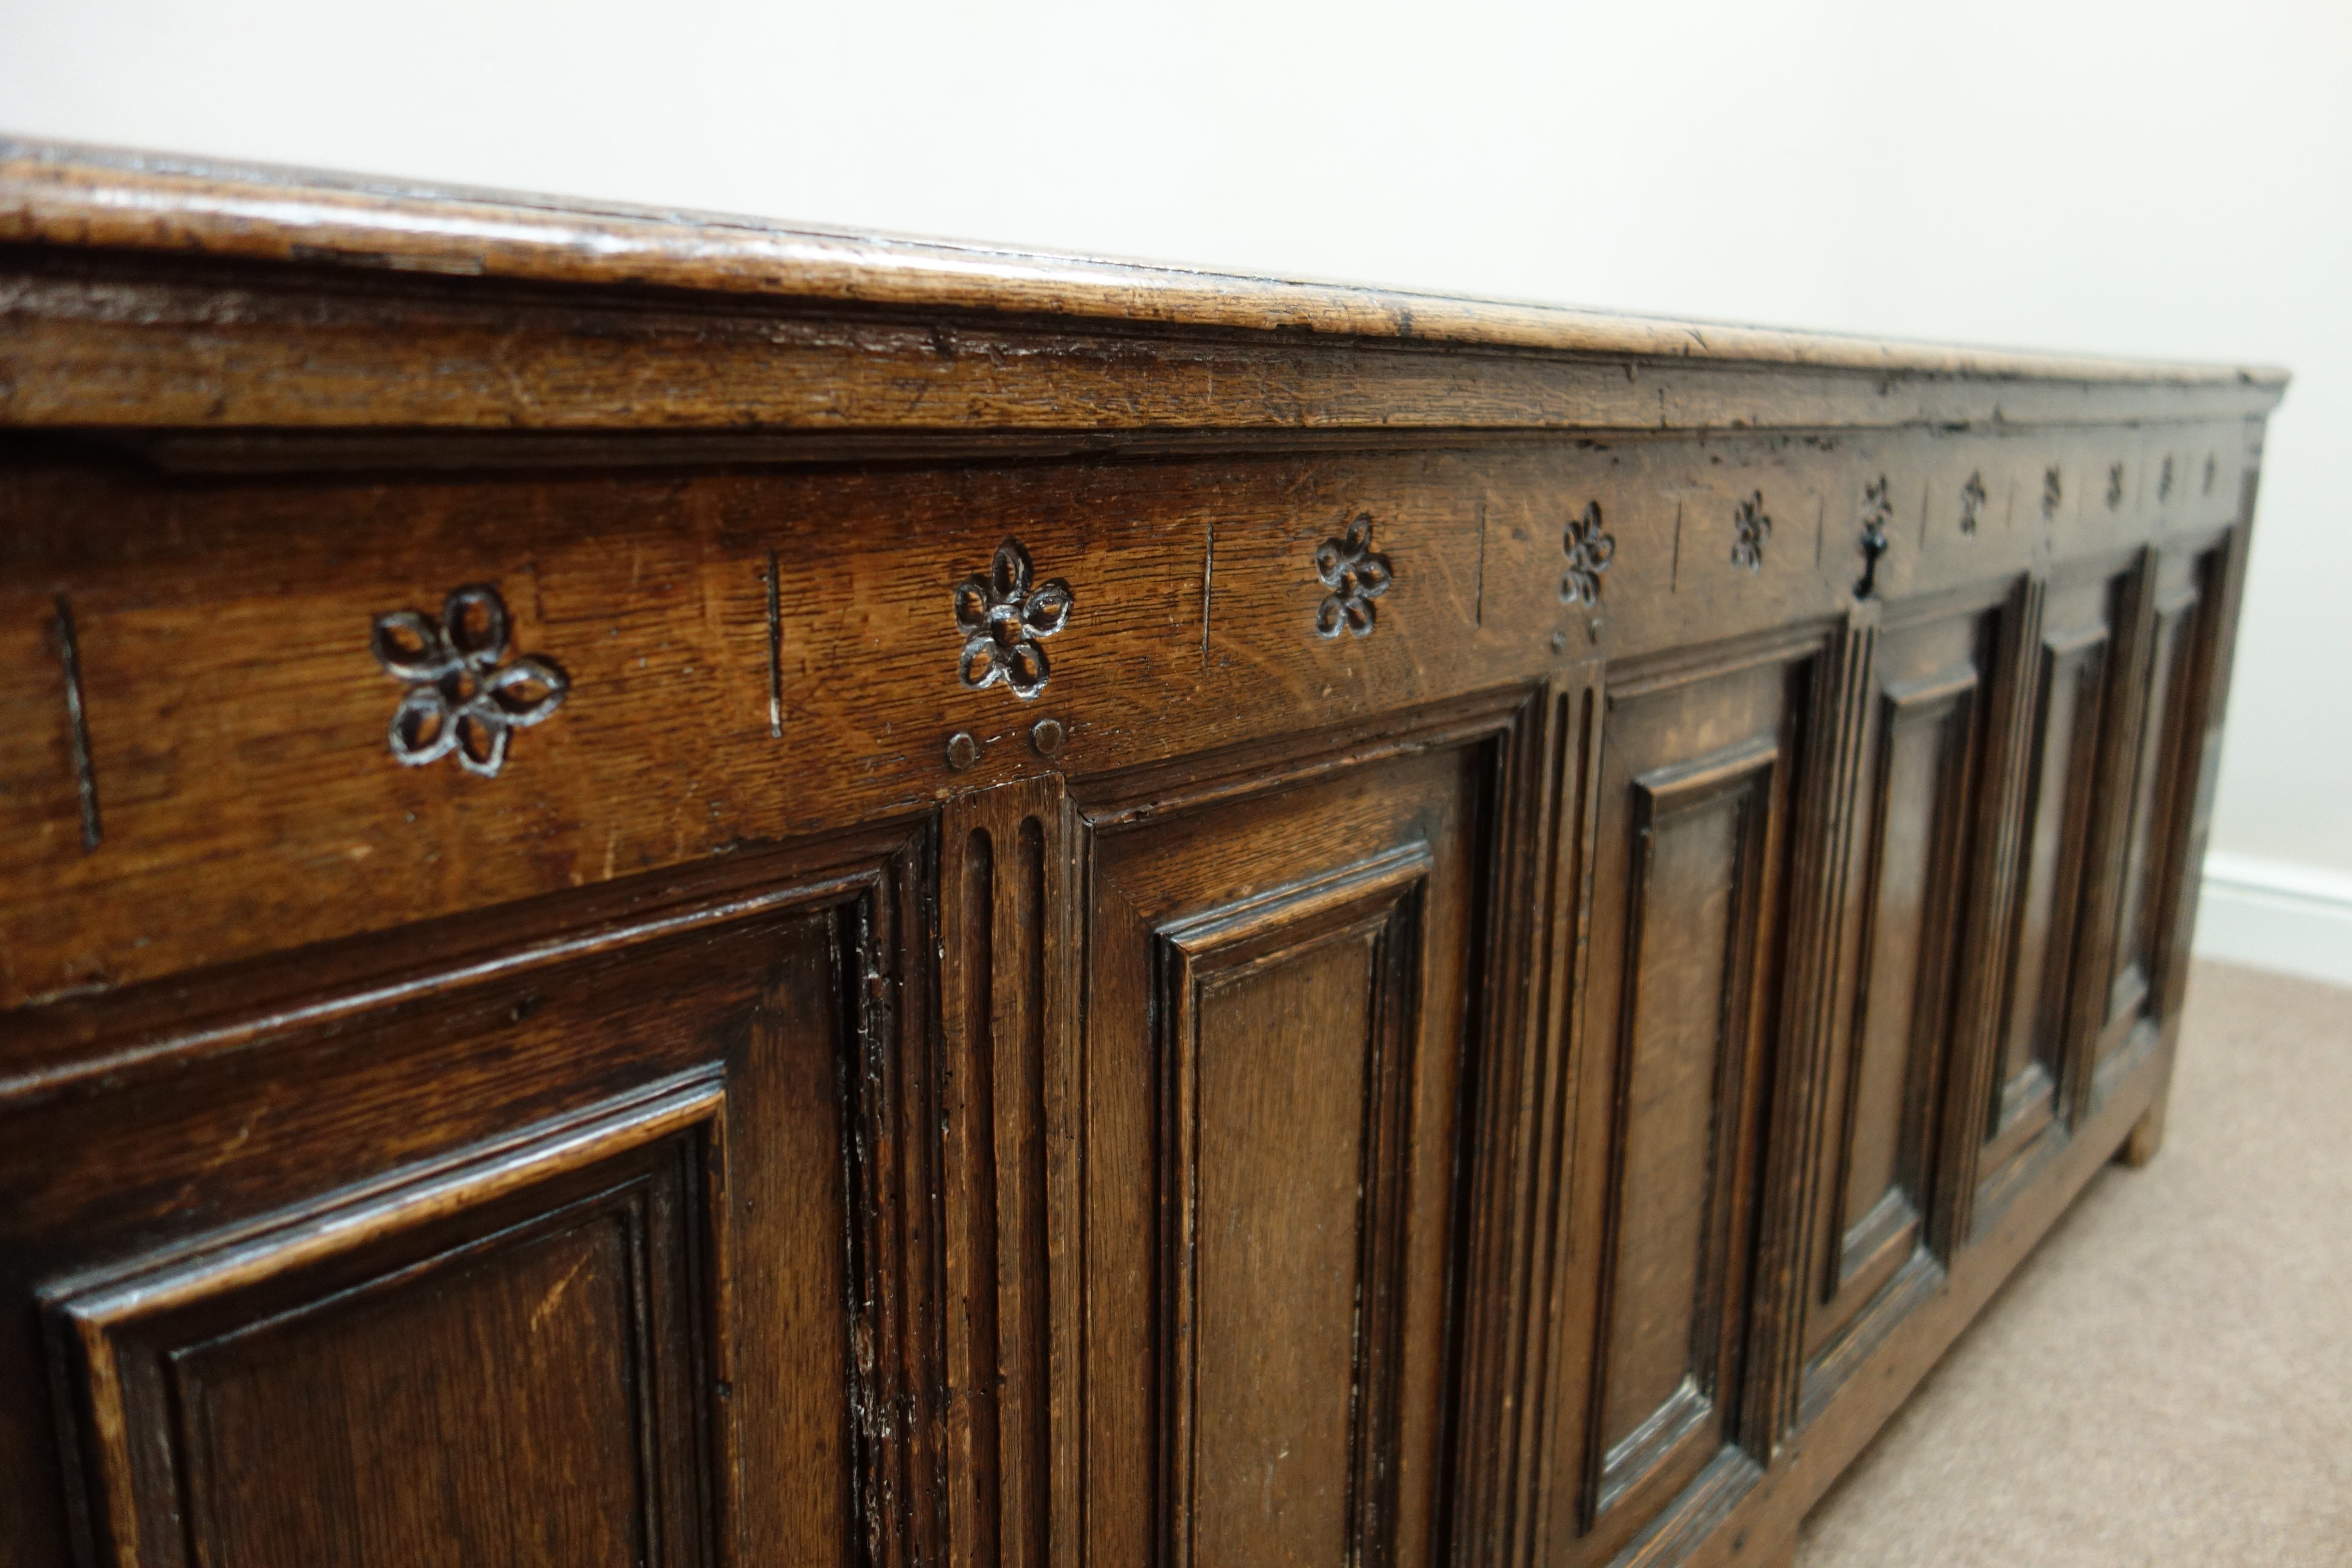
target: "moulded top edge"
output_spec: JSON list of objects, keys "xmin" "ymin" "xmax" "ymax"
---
[{"xmin": 0, "ymin": 137, "xmax": 2292, "ymax": 394}]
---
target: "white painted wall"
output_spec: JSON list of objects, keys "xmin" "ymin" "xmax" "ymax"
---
[{"xmin": 5, "ymin": 0, "xmax": 2348, "ymax": 978}]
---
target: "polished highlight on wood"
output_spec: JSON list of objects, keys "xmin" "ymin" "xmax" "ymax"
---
[{"xmin": 0, "ymin": 139, "xmax": 2283, "ymax": 1568}]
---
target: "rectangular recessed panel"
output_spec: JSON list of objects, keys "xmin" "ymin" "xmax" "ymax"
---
[
  {"xmin": 1079, "ymin": 734, "xmax": 1490, "ymax": 1568},
  {"xmin": 1192, "ymin": 936, "xmax": 1378, "ymax": 1568},
  {"xmin": 2099, "ymin": 557, "xmax": 2208, "ymax": 1091},
  {"xmin": 51, "ymin": 1080, "xmax": 725, "ymax": 1568},
  {"xmin": 1159, "ymin": 851, "xmax": 1426, "ymax": 1568},
  {"xmin": 1592, "ymin": 738, "xmax": 1776, "ymax": 1521},
  {"xmin": 2109, "ymin": 605, "xmax": 2189, "ymax": 1001},
  {"xmin": 2001, "ymin": 656, "xmax": 2085, "ymax": 1092},
  {"xmin": 1, "ymin": 883, "xmax": 907, "ymax": 1568},
  {"xmin": 176, "ymin": 1212, "xmax": 644, "ymax": 1568},
  {"xmin": 1800, "ymin": 606, "xmax": 1991, "ymax": 1415},
  {"xmin": 1836, "ymin": 678, "xmax": 1971, "ymax": 1286},
  {"xmin": 1990, "ymin": 609, "xmax": 2107, "ymax": 1168},
  {"xmin": 1550, "ymin": 642, "xmax": 1803, "ymax": 1567},
  {"xmin": 1842, "ymin": 707, "xmax": 1947, "ymax": 1234},
  {"xmin": 1602, "ymin": 795, "xmax": 1739, "ymax": 1454}
]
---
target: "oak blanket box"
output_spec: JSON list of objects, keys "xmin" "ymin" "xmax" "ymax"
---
[{"xmin": 0, "ymin": 140, "xmax": 2282, "ymax": 1568}]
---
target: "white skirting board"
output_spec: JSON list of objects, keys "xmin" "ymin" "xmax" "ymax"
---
[{"xmin": 2195, "ymin": 852, "xmax": 2352, "ymax": 990}]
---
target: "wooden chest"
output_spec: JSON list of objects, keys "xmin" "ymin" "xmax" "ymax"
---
[{"xmin": 0, "ymin": 140, "xmax": 2283, "ymax": 1568}]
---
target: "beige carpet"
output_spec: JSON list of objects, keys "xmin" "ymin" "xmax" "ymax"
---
[{"xmin": 1795, "ymin": 959, "xmax": 2352, "ymax": 1568}]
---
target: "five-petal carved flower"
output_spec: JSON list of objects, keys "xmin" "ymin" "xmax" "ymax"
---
[
  {"xmin": 1730, "ymin": 491, "xmax": 1772, "ymax": 573},
  {"xmin": 1561, "ymin": 501, "xmax": 1616, "ymax": 606},
  {"xmin": 955, "ymin": 538, "xmax": 1074, "ymax": 700},
  {"xmin": 1959, "ymin": 471, "xmax": 1989, "ymax": 534},
  {"xmin": 1314, "ymin": 514, "xmax": 1393, "ymax": 638},
  {"xmin": 371, "ymin": 584, "xmax": 567, "ymax": 778}
]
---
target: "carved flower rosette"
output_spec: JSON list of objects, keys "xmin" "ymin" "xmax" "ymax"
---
[
  {"xmin": 1561, "ymin": 501, "xmax": 1615, "ymax": 607},
  {"xmin": 1959, "ymin": 471, "xmax": 1988, "ymax": 534},
  {"xmin": 955, "ymin": 539, "xmax": 1074, "ymax": 700},
  {"xmin": 1730, "ymin": 491, "xmax": 1772, "ymax": 574},
  {"xmin": 1314, "ymin": 514, "xmax": 1393, "ymax": 638},
  {"xmin": 371, "ymin": 584, "xmax": 567, "ymax": 777}
]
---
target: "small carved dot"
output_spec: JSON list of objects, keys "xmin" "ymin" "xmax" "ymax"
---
[
  {"xmin": 946, "ymin": 732, "xmax": 982, "ymax": 771},
  {"xmin": 2042, "ymin": 467, "xmax": 2063, "ymax": 518},
  {"xmin": 1031, "ymin": 717, "xmax": 1067, "ymax": 759},
  {"xmin": 2160, "ymin": 454, "xmax": 2177, "ymax": 501},
  {"xmin": 2106, "ymin": 463, "xmax": 2126, "ymax": 511},
  {"xmin": 1550, "ymin": 629, "xmax": 1569, "ymax": 653}
]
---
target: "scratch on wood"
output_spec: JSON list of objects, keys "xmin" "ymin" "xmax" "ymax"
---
[
  {"xmin": 765, "ymin": 547, "xmax": 784, "ymax": 739},
  {"xmin": 54, "ymin": 595, "xmax": 100, "ymax": 851},
  {"xmin": 529, "ymin": 1250, "xmax": 594, "ymax": 1334},
  {"xmin": 1473, "ymin": 500, "xmax": 1487, "ymax": 627},
  {"xmin": 1670, "ymin": 501, "xmax": 1684, "ymax": 593},
  {"xmin": 1201, "ymin": 518, "xmax": 1215, "ymax": 670}
]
